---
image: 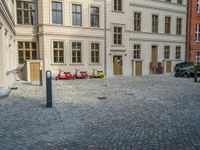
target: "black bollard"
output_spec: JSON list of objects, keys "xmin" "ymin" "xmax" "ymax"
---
[
  {"xmin": 194, "ymin": 65, "xmax": 198, "ymax": 82},
  {"xmin": 40, "ymin": 67, "xmax": 43, "ymax": 86},
  {"xmin": 46, "ymin": 70, "xmax": 52, "ymax": 107}
]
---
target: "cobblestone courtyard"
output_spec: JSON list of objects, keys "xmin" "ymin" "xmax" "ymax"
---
[{"xmin": 0, "ymin": 75, "xmax": 200, "ymax": 150}]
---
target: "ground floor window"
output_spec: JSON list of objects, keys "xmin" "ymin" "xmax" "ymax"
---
[
  {"xmin": 91, "ymin": 43, "xmax": 99, "ymax": 63},
  {"xmin": 72, "ymin": 42, "xmax": 81, "ymax": 63},
  {"xmin": 18, "ymin": 41, "xmax": 37, "ymax": 64},
  {"xmin": 196, "ymin": 52, "xmax": 200, "ymax": 63},
  {"xmin": 164, "ymin": 46, "xmax": 170, "ymax": 59},
  {"xmin": 53, "ymin": 41, "xmax": 64, "ymax": 63},
  {"xmin": 134, "ymin": 45, "xmax": 141, "ymax": 59},
  {"xmin": 175, "ymin": 46, "xmax": 181, "ymax": 60}
]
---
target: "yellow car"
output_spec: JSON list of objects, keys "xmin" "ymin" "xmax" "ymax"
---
[{"xmin": 90, "ymin": 69, "xmax": 104, "ymax": 78}]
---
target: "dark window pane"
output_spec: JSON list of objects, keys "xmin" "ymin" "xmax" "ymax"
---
[
  {"xmin": 18, "ymin": 51, "xmax": 23, "ymax": 57},
  {"xmin": 59, "ymin": 57, "xmax": 64, "ymax": 63},
  {"xmin": 24, "ymin": 2, "xmax": 29, "ymax": 9},
  {"xmin": 57, "ymin": 11, "xmax": 63, "ymax": 24},
  {"xmin": 59, "ymin": 42, "xmax": 64, "ymax": 48},
  {"xmin": 52, "ymin": 11, "xmax": 57, "ymax": 24},
  {"xmin": 25, "ymin": 42, "xmax": 30, "ymax": 49},
  {"xmin": 57, "ymin": 3, "xmax": 62, "ymax": 11},
  {"xmin": 18, "ymin": 42, "xmax": 23, "ymax": 49},
  {"xmin": 54, "ymin": 42, "xmax": 58, "ymax": 48},
  {"xmin": 26, "ymin": 51, "xmax": 30, "ymax": 59},
  {"xmin": 54, "ymin": 57, "xmax": 58, "ymax": 63},
  {"xmin": 17, "ymin": 1, "xmax": 22, "ymax": 8},
  {"xmin": 32, "ymin": 42, "xmax": 36, "ymax": 49},
  {"xmin": 32, "ymin": 51, "xmax": 37, "ymax": 59},
  {"xmin": 72, "ymin": 43, "xmax": 76, "ymax": 49},
  {"xmin": 54, "ymin": 51, "xmax": 58, "ymax": 57},
  {"xmin": 59, "ymin": 51, "xmax": 64, "ymax": 57}
]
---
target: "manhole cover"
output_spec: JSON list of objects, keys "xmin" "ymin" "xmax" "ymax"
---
[
  {"xmin": 97, "ymin": 97, "xmax": 107, "ymax": 100},
  {"xmin": 10, "ymin": 87, "xmax": 18, "ymax": 90}
]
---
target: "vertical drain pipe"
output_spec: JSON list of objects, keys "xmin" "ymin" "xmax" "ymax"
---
[{"xmin": 104, "ymin": 0, "xmax": 107, "ymax": 76}]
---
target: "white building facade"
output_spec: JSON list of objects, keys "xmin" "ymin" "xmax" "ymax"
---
[
  {"xmin": 106, "ymin": 0, "xmax": 187, "ymax": 76},
  {"xmin": 0, "ymin": 0, "xmax": 187, "ymax": 84},
  {"xmin": 0, "ymin": 0, "xmax": 17, "ymax": 87}
]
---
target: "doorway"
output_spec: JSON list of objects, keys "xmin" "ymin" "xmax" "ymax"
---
[
  {"xmin": 113, "ymin": 56, "xmax": 122, "ymax": 75},
  {"xmin": 166, "ymin": 61, "xmax": 172, "ymax": 73},
  {"xmin": 30, "ymin": 62, "xmax": 40, "ymax": 81},
  {"xmin": 135, "ymin": 61, "xmax": 142, "ymax": 76}
]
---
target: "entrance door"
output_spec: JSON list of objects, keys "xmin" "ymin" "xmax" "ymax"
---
[
  {"xmin": 30, "ymin": 62, "xmax": 40, "ymax": 81},
  {"xmin": 151, "ymin": 46, "xmax": 158, "ymax": 74},
  {"xmin": 113, "ymin": 56, "xmax": 122, "ymax": 75},
  {"xmin": 135, "ymin": 61, "xmax": 142, "ymax": 76},
  {"xmin": 166, "ymin": 61, "xmax": 172, "ymax": 73}
]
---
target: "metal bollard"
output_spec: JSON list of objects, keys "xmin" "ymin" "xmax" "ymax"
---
[
  {"xmin": 46, "ymin": 70, "xmax": 52, "ymax": 107},
  {"xmin": 194, "ymin": 65, "xmax": 198, "ymax": 82},
  {"xmin": 40, "ymin": 66, "xmax": 43, "ymax": 86}
]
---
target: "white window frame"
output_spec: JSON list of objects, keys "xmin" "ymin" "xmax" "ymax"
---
[
  {"xmin": 196, "ymin": 23, "xmax": 200, "ymax": 42},
  {"xmin": 196, "ymin": 52, "xmax": 200, "ymax": 64},
  {"xmin": 198, "ymin": 0, "xmax": 200, "ymax": 13}
]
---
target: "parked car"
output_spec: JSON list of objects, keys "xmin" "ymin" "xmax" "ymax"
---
[
  {"xmin": 175, "ymin": 64, "xmax": 200, "ymax": 78},
  {"xmin": 174, "ymin": 62, "xmax": 193, "ymax": 72}
]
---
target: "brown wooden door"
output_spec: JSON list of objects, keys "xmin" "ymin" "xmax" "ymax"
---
[
  {"xmin": 135, "ymin": 61, "xmax": 142, "ymax": 76},
  {"xmin": 166, "ymin": 61, "xmax": 172, "ymax": 73},
  {"xmin": 30, "ymin": 62, "xmax": 40, "ymax": 81},
  {"xmin": 113, "ymin": 56, "xmax": 122, "ymax": 75}
]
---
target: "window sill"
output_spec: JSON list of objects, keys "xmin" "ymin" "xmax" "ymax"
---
[
  {"xmin": 174, "ymin": 59, "xmax": 183, "ymax": 61},
  {"xmin": 111, "ymin": 44, "xmax": 124, "ymax": 47},
  {"xmin": 69, "ymin": 63, "xmax": 84, "ymax": 66},
  {"xmin": 112, "ymin": 10, "xmax": 125, "ymax": 14},
  {"xmin": 50, "ymin": 63, "xmax": 67, "ymax": 66},
  {"xmin": 88, "ymin": 63, "xmax": 102, "ymax": 65},
  {"xmin": 16, "ymin": 24, "xmax": 37, "ymax": 27},
  {"xmin": 72, "ymin": 25, "xmax": 83, "ymax": 28}
]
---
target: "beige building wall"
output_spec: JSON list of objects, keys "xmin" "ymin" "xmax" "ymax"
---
[
  {"xmin": 106, "ymin": 0, "xmax": 187, "ymax": 76},
  {"xmin": 16, "ymin": 0, "xmax": 105, "ymax": 76},
  {"xmin": 0, "ymin": 0, "xmax": 17, "ymax": 86}
]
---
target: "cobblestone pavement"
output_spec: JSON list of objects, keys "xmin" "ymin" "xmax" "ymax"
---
[{"xmin": 0, "ymin": 75, "xmax": 200, "ymax": 150}]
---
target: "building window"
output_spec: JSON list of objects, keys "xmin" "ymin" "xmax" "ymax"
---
[
  {"xmin": 176, "ymin": 18, "xmax": 182, "ymax": 35},
  {"xmin": 72, "ymin": 4, "xmax": 82, "ymax": 26},
  {"xmin": 52, "ymin": 1, "xmax": 63, "ymax": 24},
  {"xmin": 196, "ymin": 52, "xmax": 200, "ymax": 63},
  {"xmin": 176, "ymin": 46, "xmax": 181, "ymax": 60},
  {"xmin": 16, "ymin": 1, "xmax": 36, "ymax": 25},
  {"xmin": 166, "ymin": 0, "xmax": 171, "ymax": 2},
  {"xmin": 198, "ymin": 0, "xmax": 200, "ymax": 13},
  {"xmin": 91, "ymin": 43, "xmax": 99, "ymax": 63},
  {"xmin": 177, "ymin": 0, "xmax": 182, "ymax": 4},
  {"xmin": 72, "ymin": 42, "xmax": 81, "ymax": 63},
  {"xmin": 18, "ymin": 42, "xmax": 37, "ymax": 64},
  {"xmin": 165, "ymin": 17, "xmax": 171, "ymax": 34},
  {"xmin": 114, "ymin": 27, "xmax": 122, "ymax": 45},
  {"xmin": 134, "ymin": 12, "xmax": 141, "ymax": 31},
  {"xmin": 53, "ymin": 41, "xmax": 64, "ymax": 63},
  {"xmin": 152, "ymin": 15, "xmax": 158, "ymax": 33},
  {"xmin": 90, "ymin": 7, "xmax": 99, "ymax": 28},
  {"xmin": 134, "ymin": 45, "xmax": 141, "ymax": 59},
  {"xmin": 114, "ymin": 0, "xmax": 122, "ymax": 11},
  {"xmin": 196, "ymin": 24, "xmax": 200, "ymax": 42},
  {"xmin": 164, "ymin": 46, "xmax": 170, "ymax": 59}
]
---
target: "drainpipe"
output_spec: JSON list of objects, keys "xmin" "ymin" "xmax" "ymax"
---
[
  {"xmin": 104, "ymin": 0, "xmax": 107, "ymax": 76},
  {"xmin": 186, "ymin": 0, "xmax": 191, "ymax": 62}
]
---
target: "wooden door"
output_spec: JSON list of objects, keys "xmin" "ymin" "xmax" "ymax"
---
[
  {"xmin": 166, "ymin": 61, "xmax": 172, "ymax": 73},
  {"xmin": 30, "ymin": 62, "xmax": 40, "ymax": 81},
  {"xmin": 135, "ymin": 61, "xmax": 142, "ymax": 76},
  {"xmin": 113, "ymin": 56, "xmax": 122, "ymax": 75}
]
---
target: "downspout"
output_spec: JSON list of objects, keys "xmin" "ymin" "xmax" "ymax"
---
[
  {"xmin": 186, "ymin": 0, "xmax": 191, "ymax": 62},
  {"xmin": 104, "ymin": 0, "xmax": 107, "ymax": 76}
]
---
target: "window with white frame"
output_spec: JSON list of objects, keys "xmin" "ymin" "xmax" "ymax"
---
[
  {"xmin": 196, "ymin": 52, "xmax": 200, "ymax": 63},
  {"xmin": 196, "ymin": 23, "xmax": 200, "ymax": 42},
  {"xmin": 198, "ymin": 0, "xmax": 200, "ymax": 13}
]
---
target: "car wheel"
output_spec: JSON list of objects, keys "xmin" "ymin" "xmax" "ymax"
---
[{"xmin": 183, "ymin": 73, "xmax": 190, "ymax": 78}]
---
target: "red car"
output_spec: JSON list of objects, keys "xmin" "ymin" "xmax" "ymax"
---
[
  {"xmin": 74, "ymin": 69, "xmax": 88, "ymax": 79},
  {"xmin": 55, "ymin": 70, "xmax": 75, "ymax": 80}
]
